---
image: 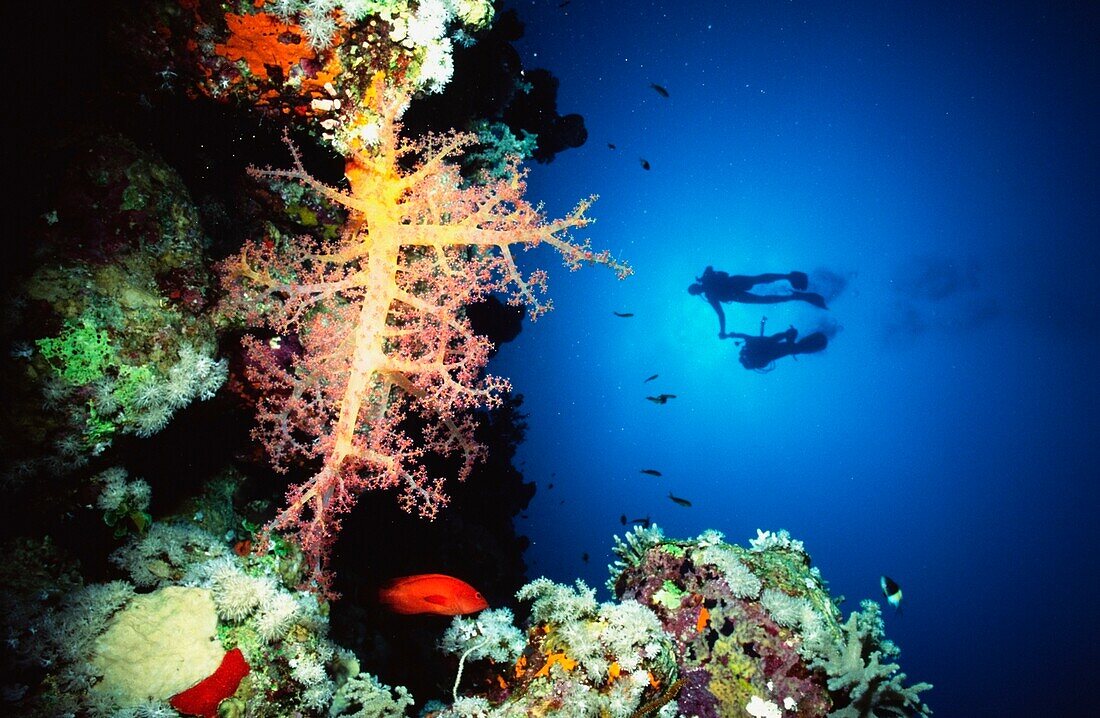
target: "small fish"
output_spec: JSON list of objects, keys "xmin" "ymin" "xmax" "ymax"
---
[
  {"xmin": 548, "ymin": 483, "xmax": 554, "ymax": 490},
  {"xmin": 581, "ymin": 552, "xmax": 589, "ymax": 563},
  {"xmin": 649, "ymin": 82, "xmax": 670, "ymax": 98},
  {"xmin": 607, "ymin": 142, "xmax": 617, "ymax": 150},
  {"xmin": 559, "ymin": 1, "xmax": 571, "ymax": 8},
  {"xmin": 880, "ymin": 575, "xmax": 903, "ymax": 612},
  {"xmin": 668, "ymin": 491, "xmax": 692, "ymax": 507},
  {"xmin": 639, "ymin": 158, "xmax": 651, "ymax": 170},
  {"xmin": 613, "ymin": 311, "xmax": 635, "ymax": 318},
  {"xmin": 378, "ymin": 574, "xmax": 488, "ymax": 616},
  {"xmin": 630, "ymin": 516, "xmax": 652, "ymax": 528},
  {"xmin": 620, "ymin": 514, "xmax": 627, "ymax": 525},
  {"xmin": 640, "ymin": 469, "xmax": 662, "ymax": 477},
  {"xmin": 646, "ymin": 394, "xmax": 677, "ymax": 404},
  {"xmin": 643, "ymin": 374, "xmax": 659, "ymax": 383}
]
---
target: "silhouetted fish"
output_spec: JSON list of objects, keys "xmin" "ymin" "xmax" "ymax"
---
[
  {"xmin": 649, "ymin": 82, "xmax": 670, "ymax": 98},
  {"xmin": 640, "ymin": 469, "xmax": 662, "ymax": 477},
  {"xmin": 620, "ymin": 514, "xmax": 627, "ymax": 525},
  {"xmin": 581, "ymin": 552, "xmax": 589, "ymax": 563},
  {"xmin": 630, "ymin": 516, "xmax": 652, "ymax": 528},
  {"xmin": 613, "ymin": 311, "xmax": 634, "ymax": 318},
  {"xmin": 608, "ymin": 143, "xmax": 617, "ymax": 150},
  {"xmin": 645, "ymin": 394, "xmax": 677, "ymax": 404},
  {"xmin": 668, "ymin": 492, "xmax": 692, "ymax": 507},
  {"xmin": 639, "ymin": 158, "xmax": 651, "ymax": 170},
  {"xmin": 881, "ymin": 575, "xmax": 903, "ymax": 612},
  {"xmin": 643, "ymin": 374, "xmax": 658, "ymax": 383}
]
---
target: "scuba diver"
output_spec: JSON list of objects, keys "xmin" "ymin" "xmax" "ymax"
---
[
  {"xmin": 725, "ymin": 316, "xmax": 828, "ymax": 372},
  {"xmin": 688, "ymin": 266, "xmax": 828, "ymax": 339}
]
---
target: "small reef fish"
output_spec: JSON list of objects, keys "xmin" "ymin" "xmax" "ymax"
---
[
  {"xmin": 613, "ymin": 311, "xmax": 635, "ymax": 317},
  {"xmin": 881, "ymin": 575, "xmax": 903, "ymax": 612},
  {"xmin": 668, "ymin": 492, "xmax": 692, "ymax": 507},
  {"xmin": 620, "ymin": 514, "xmax": 627, "ymax": 525},
  {"xmin": 582, "ymin": 552, "xmax": 589, "ymax": 563},
  {"xmin": 640, "ymin": 469, "xmax": 662, "ymax": 477},
  {"xmin": 649, "ymin": 82, "xmax": 670, "ymax": 98},
  {"xmin": 607, "ymin": 142, "xmax": 617, "ymax": 150},
  {"xmin": 643, "ymin": 374, "xmax": 659, "ymax": 383},
  {"xmin": 646, "ymin": 394, "xmax": 676, "ymax": 404},
  {"xmin": 378, "ymin": 574, "xmax": 488, "ymax": 615},
  {"xmin": 630, "ymin": 516, "xmax": 652, "ymax": 528},
  {"xmin": 639, "ymin": 158, "xmax": 651, "ymax": 170}
]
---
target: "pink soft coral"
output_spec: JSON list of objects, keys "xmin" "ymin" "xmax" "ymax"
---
[{"xmin": 221, "ymin": 79, "xmax": 629, "ymax": 592}]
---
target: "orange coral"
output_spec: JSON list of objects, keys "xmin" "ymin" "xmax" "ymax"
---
[
  {"xmin": 533, "ymin": 652, "xmax": 578, "ymax": 678},
  {"xmin": 213, "ymin": 12, "xmax": 341, "ymax": 104},
  {"xmin": 697, "ymin": 605, "xmax": 710, "ymax": 633}
]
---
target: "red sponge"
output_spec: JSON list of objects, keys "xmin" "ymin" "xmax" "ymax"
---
[{"xmin": 169, "ymin": 647, "xmax": 250, "ymax": 717}]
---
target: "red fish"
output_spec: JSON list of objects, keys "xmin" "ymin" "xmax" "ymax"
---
[
  {"xmin": 169, "ymin": 647, "xmax": 250, "ymax": 718},
  {"xmin": 378, "ymin": 574, "xmax": 489, "ymax": 615}
]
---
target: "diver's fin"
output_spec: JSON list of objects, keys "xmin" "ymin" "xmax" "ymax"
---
[
  {"xmin": 796, "ymin": 292, "xmax": 828, "ymax": 309},
  {"xmin": 796, "ymin": 332, "xmax": 828, "ymax": 354},
  {"xmin": 789, "ymin": 271, "xmax": 809, "ymax": 290}
]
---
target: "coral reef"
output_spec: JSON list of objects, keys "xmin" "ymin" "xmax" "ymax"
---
[
  {"xmin": 0, "ymin": 482, "xmax": 414, "ymax": 717},
  {"xmin": 0, "ymin": 4, "xmax": 932, "ymax": 718},
  {"xmin": 1, "ymin": 135, "xmax": 225, "ymax": 483},
  {"xmin": 435, "ymin": 527, "xmax": 931, "ymax": 718}
]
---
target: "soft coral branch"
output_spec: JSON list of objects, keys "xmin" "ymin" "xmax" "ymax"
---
[{"xmin": 221, "ymin": 82, "xmax": 630, "ymax": 593}]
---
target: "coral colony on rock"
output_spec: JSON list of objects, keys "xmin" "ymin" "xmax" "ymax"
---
[{"xmin": 0, "ymin": 2, "xmax": 929, "ymax": 717}]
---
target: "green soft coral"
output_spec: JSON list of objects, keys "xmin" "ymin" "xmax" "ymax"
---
[
  {"xmin": 36, "ymin": 315, "xmax": 113, "ymax": 385},
  {"xmin": 814, "ymin": 601, "xmax": 933, "ymax": 718}
]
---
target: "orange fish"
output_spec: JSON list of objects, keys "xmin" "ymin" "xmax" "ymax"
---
[{"xmin": 378, "ymin": 574, "xmax": 489, "ymax": 615}]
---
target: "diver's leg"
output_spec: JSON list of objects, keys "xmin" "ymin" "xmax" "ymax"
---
[
  {"xmin": 732, "ymin": 292, "xmax": 799, "ymax": 305},
  {"xmin": 740, "ymin": 273, "xmax": 790, "ymax": 288}
]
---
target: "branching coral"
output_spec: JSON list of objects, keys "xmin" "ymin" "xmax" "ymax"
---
[
  {"xmin": 221, "ymin": 75, "xmax": 629, "ymax": 589},
  {"xmin": 812, "ymin": 601, "xmax": 933, "ymax": 718}
]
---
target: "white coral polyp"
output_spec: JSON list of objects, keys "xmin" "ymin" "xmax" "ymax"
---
[
  {"xmin": 407, "ymin": 0, "xmax": 451, "ymax": 45},
  {"xmin": 417, "ymin": 38, "xmax": 455, "ymax": 94},
  {"xmin": 746, "ymin": 695, "xmax": 782, "ymax": 718},
  {"xmin": 257, "ymin": 592, "xmax": 301, "ymax": 642},
  {"xmin": 212, "ymin": 573, "xmax": 270, "ymax": 622}
]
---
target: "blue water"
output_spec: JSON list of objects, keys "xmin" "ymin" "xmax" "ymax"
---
[{"xmin": 491, "ymin": 2, "xmax": 1099, "ymax": 715}]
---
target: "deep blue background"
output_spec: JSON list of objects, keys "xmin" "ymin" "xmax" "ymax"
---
[{"xmin": 490, "ymin": 2, "xmax": 1099, "ymax": 714}]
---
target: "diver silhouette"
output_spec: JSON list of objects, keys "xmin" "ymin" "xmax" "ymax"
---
[
  {"xmin": 688, "ymin": 266, "xmax": 828, "ymax": 338},
  {"xmin": 725, "ymin": 317, "xmax": 828, "ymax": 372}
]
